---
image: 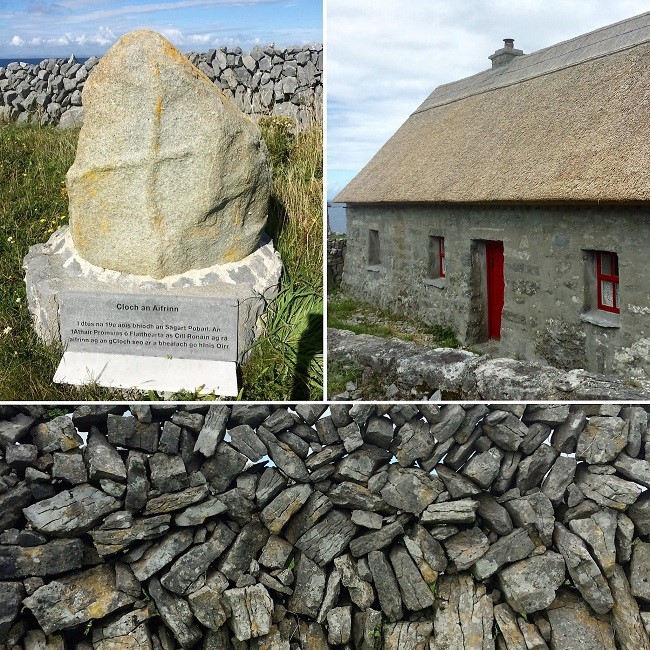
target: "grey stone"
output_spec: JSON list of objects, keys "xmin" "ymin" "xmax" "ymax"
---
[
  {"xmin": 383, "ymin": 621, "xmax": 433, "ymax": 649},
  {"xmin": 613, "ymin": 452, "xmax": 650, "ymax": 488},
  {"xmin": 576, "ymin": 416, "xmax": 628, "ymax": 464},
  {"xmin": 90, "ymin": 514, "xmax": 171, "ymax": 555},
  {"xmin": 218, "ymin": 521, "xmax": 269, "ymax": 581},
  {"xmin": 352, "ymin": 607, "xmax": 383, "ymax": 650},
  {"xmin": 367, "ymin": 550, "xmax": 403, "ymax": 622},
  {"xmin": 492, "ymin": 450, "xmax": 522, "ymax": 494},
  {"xmin": 262, "ymin": 408, "xmax": 295, "ymax": 433},
  {"xmin": 0, "ymin": 581, "xmax": 23, "ymax": 643},
  {"xmin": 23, "ymin": 564, "xmax": 138, "ymax": 635},
  {"xmin": 52, "ymin": 451, "xmax": 88, "ymax": 484},
  {"xmin": 575, "ymin": 466, "xmax": 642, "ymax": 510},
  {"xmin": 187, "ymin": 573, "xmax": 229, "ymax": 630},
  {"xmin": 379, "ymin": 464, "xmax": 443, "ymax": 514},
  {"xmin": 174, "ymin": 496, "xmax": 227, "ymax": 526},
  {"xmin": 223, "ymin": 583, "xmax": 273, "ymax": 641},
  {"xmin": 194, "ymin": 405, "xmax": 230, "ymax": 456},
  {"xmin": 546, "ymin": 590, "xmax": 616, "ymax": 650},
  {"xmin": 504, "ymin": 493, "xmax": 555, "ymax": 545},
  {"xmin": 627, "ymin": 491, "xmax": 650, "ymax": 534},
  {"xmin": 551, "ymin": 409, "xmax": 587, "ymax": 453},
  {"xmin": 473, "ymin": 528, "xmax": 536, "ymax": 581},
  {"xmin": 392, "ymin": 418, "xmax": 435, "ymax": 465},
  {"xmin": 483, "ymin": 410, "xmax": 529, "ymax": 451},
  {"xmin": 568, "ymin": 509, "xmax": 618, "ymax": 577},
  {"xmin": 149, "ymin": 452, "xmax": 189, "ymax": 493},
  {"xmin": 461, "ymin": 447, "xmax": 502, "ymax": 488},
  {"xmin": 493, "ymin": 603, "xmax": 527, "ymax": 650},
  {"xmin": 327, "ymin": 606, "xmax": 352, "ymax": 645},
  {"xmin": 616, "ymin": 512, "xmax": 635, "ymax": 563},
  {"xmin": 124, "ymin": 451, "xmax": 149, "ymax": 512},
  {"xmin": 260, "ymin": 483, "xmax": 312, "ymax": 534},
  {"xmin": 31, "ymin": 415, "xmax": 82, "ymax": 452},
  {"xmin": 0, "ymin": 538, "xmax": 84, "ymax": 579},
  {"xmin": 0, "ymin": 482, "xmax": 33, "ymax": 531},
  {"xmin": 621, "ymin": 405, "xmax": 647, "ymax": 457},
  {"xmin": 608, "ymin": 564, "xmax": 650, "ymax": 650},
  {"xmin": 442, "ymin": 526, "xmax": 490, "ymax": 570},
  {"xmin": 519, "ymin": 422, "xmax": 552, "ymax": 455},
  {"xmin": 171, "ymin": 411, "xmax": 204, "ymax": 432},
  {"xmin": 5, "ymin": 443, "xmax": 37, "ymax": 469},
  {"xmin": 389, "ymin": 545, "xmax": 435, "ymax": 610},
  {"xmin": 294, "ymin": 404, "xmax": 327, "ymax": 425},
  {"xmin": 541, "ymin": 456, "xmax": 577, "ymax": 503},
  {"xmin": 328, "ymin": 481, "xmax": 387, "ymax": 511},
  {"xmin": 85, "ymin": 430, "xmax": 127, "ymax": 482},
  {"xmin": 200, "ymin": 443, "xmax": 249, "ymax": 492},
  {"xmin": 316, "ymin": 567, "xmax": 341, "ymax": 624},
  {"xmin": 295, "ymin": 509, "xmax": 357, "ymax": 566},
  {"xmin": 67, "ymin": 31, "xmax": 270, "ymax": 278},
  {"xmin": 161, "ymin": 522, "xmax": 236, "ymax": 594},
  {"xmin": 159, "ymin": 421, "xmax": 181, "ymax": 454},
  {"xmin": 363, "ymin": 416, "xmax": 394, "ymax": 448},
  {"xmin": 499, "ymin": 552, "xmax": 565, "ymax": 614},
  {"xmin": 433, "ymin": 574, "xmax": 493, "ymax": 650},
  {"xmin": 335, "ymin": 445, "xmax": 390, "ymax": 484},
  {"xmin": 92, "ymin": 603, "xmax": 155, "ymax": 649},
  {"xmin": 516, "ymin": 443, "xmax": 558, "ymax": 494},
  {"xmin": 284, "ymin": 490, "xmax": 332, "ymax": 544},
  {"xmin": 553, "ymin": 523, "xmax": 613, "ymax": 614},
  {"xmin": 255, "ymin": 467, "xmax": 288, "ymax": 508},
  {"xmin": 149, "ymin": 577, "xmax": 201, "ymax": 649},
  {"xmin": 434, "ymin": 464, "xmax": 482, "ymax": 498},
  {"xmin": 475, "ymin": 491, "xmax": 513, "ymax": 536},
  {"xmin": 23, "ymin": 484, "xmax": 120, "ymax": 536},
  {"xmin": 351, "ymin": 509, "xmax": 383, "ymax": 529},
  {"xmin": 334, "ymin": 554, "xmax": 374, "ymax": 609},
  {"xmin": 144, "ymin": 484, "xmax": 208, "ymax": 514},
  {"xmin": 107, "ymin": 414, "xmax": 158, "ymax": 452},
  {"xmin": 287, "ymin": 553, "xmax": 326, "ymax": 618},
  {"xmin": 337, "ymin": 421, "xmax": 364, "ymax": 452},
  {"xmin": 421, "ymin": 498, "xmax": 479, "ymax": 524},
  {"xmin": 630, "ymin": 540, "xmax": 650, "ymax": 602},
  {"xmin": 403, "ymin": 522, "xmax": 447, "ymax": 580},
  {"xmin": 259, "ymin": 535, "xmax": 293, "ymax": 569},
  {"xmin": 130, "ymin": 529, "xmax": 194, "ymax": 581},
  {"xmin": 230, "ymin": 424, "xmax": 267, "ymax": 461},
  {"xmin": 257, "ymin": 427, "xmax": 309, "ymax": 482}
]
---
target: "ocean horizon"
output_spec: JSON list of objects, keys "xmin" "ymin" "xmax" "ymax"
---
[{"xmin": 0, "ymin": 56, "xmax": 90, "ymax": 68}]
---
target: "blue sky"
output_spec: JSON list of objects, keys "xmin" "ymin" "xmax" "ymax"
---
[
  {"xmin": 328, "ymin": 0, "xmax": 650, "ymax": 202},
  {"xmin": 0, "ymin": 0, "xmax": 322, "ymax": 57}
]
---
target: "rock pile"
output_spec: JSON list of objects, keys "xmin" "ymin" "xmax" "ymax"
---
[
  {"xmin": 0, "ymin": 403, "xmax": 649, "ymax": 649},
  {"xmin": 0, "ymin": 43, "xmax": 322, "ymax": 128}
]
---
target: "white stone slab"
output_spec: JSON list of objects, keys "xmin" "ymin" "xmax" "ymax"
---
[
  {"xmin": 54, "ymin": 351, "xmax": 238, "ymax": 396},
  {"xmin": 59, "ymin": 291, "xmax": 238, "ymax": 362}
]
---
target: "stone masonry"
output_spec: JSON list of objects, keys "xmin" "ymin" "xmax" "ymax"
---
[{"xmin": 1, "ymin": 403, "xmax": 649, "ymax": 648}]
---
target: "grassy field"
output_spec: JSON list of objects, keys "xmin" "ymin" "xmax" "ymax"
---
[{"xmin": 0, "ymin": 116, "xmax": 323, "ymax": 400}]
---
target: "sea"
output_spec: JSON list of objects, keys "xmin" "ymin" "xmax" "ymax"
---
[
  {"xmin": 0, "ymin": 57, "xmax": 89, "ymax": 68},
  {"xmin": 328, "ymin": 202, "xmax": 347, "ymax": 233}
]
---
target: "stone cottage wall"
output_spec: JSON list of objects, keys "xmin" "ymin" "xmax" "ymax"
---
[
  {"xmin": 328, "ymin": 234, "xmax": 347, "ymax": 292},
  {"xmin": 1, "ymin": 403, "xmax": 650, "ymax": 649},
  {"xmin": 343, "ymin": 204, "xmax": 650, "ymax": 379},
  {"xmin": 0, "ymin": 44, "xmax": 322, "ymax": 128}
]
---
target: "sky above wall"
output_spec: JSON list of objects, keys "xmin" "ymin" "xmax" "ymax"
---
[
  {"xmin": 0, "ymin": 0, "xmax": 322, "ymax": 58},
  {"xmin": 327, "ymin": 0, "xmax": 650, "ymax": 201}
]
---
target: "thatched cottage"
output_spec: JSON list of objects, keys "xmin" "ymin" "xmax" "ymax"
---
[{"xmin": 336, "ymin": 13, "xmax": 650, "ymax": 378}]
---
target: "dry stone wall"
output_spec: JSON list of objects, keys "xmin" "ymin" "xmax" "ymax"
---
[
  {"xmin": 1, "ymin": 403, "xmax": 650, "ymax": 649},
  {"xmin": 0, "ymin": 44, "xmax": 322, "ymax": 128}
]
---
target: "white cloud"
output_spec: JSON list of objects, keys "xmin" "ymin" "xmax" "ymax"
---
[{"xmin": 10, "ymin": 35, "xmax": 25, "ymax": 46}]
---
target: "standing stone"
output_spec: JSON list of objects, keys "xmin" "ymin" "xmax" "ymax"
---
[
  {"xmin": 608, "ymin": 565, "xmax": 650, "ymax": 650},
  {"xmin": 222, "ymin": 584, "xmax": 273, "ymax": 641},
  {"xmin": 287, "ymin": 553, "xmax": 326, "ymax": 618},
  {"xmin": 67, "ymin": 30, "xmax": 270, "ymax": 278},
  {"xmin": 149, "ymin": 577, "xmax": 202, "ymax": 649},
  {"xmin": 367, "ymin": 550, "xmax": 403, "ymax": 622}
]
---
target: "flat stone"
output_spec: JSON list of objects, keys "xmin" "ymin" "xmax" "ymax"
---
[
  {"xmin": 541, "ymin": 456, "xmax": 577, "ymax": 503},
  {"xmin": 67, "ymin": 30, "xmax": 270, "ymax": 278},
  {"xmin": 143, "ymin": 484, "xmax": 208, "ymax": 514},
  {"xmin": 256, "ymin": 427, "xmax": 309, "ymax": 482},
  {"xmin": 553, "ymin": 523, "xmax": 613, "ymax": 614},
  {"xmin": 475, "ymin": 491, "xmax": 513, "ymax": 536},
  {"xmin": 174, "ymin": 496, "xmax": 227, "ymax": 526},
  {"xmin": 90, "ymin": 514, "xmax": 171, "ymax": 555},
  {"xmin": 124, "ymin": 451, "xmax": 149, "ymax": 512},
  {"xmin": 149, "ymin": 452, "xmax": 189, "ymax": 493},
  {"xmin": 0, "ymin": 538, "xmax": 84, "ymax": 579},
  {"xmin": 284, "ymin": 491, "xmax": 333, "ymax": 544},
  {"xmin": 159, "ymin": 421, "xmax": 181, "ymax": 454},
  {"xmin": 328, "ymin": 481, "xmax": 387, "ymax": 512},
  {"xmin": 575, "ymin": 467, "xmax": 642, "ymax": 510},
  {"xmin": 5, "ymin": 443, "xmax": 38, "ymax": 469},
  {"xmin": 550, "ymin": 409, "xmax": 587, "ymax": 453},
  {"xmin": 473, "ymin": 528, "xmax": 536, "ymax": 581},
  {"xmin": 389, "ymin": 545, "xmax": 434, "ymax": 611},
  {"xmin": 493, "ymin": 603, "xmax": 527, "ymax": 650},
  {"xmin": 379, "ymin": 465, "xmax": 443, "ymax": 514},
  {"xmin": 421, "ymin": 498, "xmax": 479, "ymax": 525},
  {"xmin": 92, "ymin": 603, "xmax": 155, "ymax": 649},
  {"xmin": 160, "ymin": 522, "xmax": 236, "ymax": 594},
  {"xmin": 383, "ymin": 621, "xmax": 433, "ymax": 650},
  {"xmin": 627, "ymin": 491, "xmax": 650, "ymax": 535},
  {"xmin": 483, "ymin": 410, "xmax": 529, "ymax": 451},
  {"xmin": 262, "ymin": 408, "xmax": 296, "ymax": 433},
  {"xmin": 442, "ymin": 526, "xmax": 490, "ymax": 570},
  {"xmin": 516, "ymin": 443, "xmax": 559, "ymax": 494},
  {"xmin": 287, "ymin": 553, "xmax": 326, "ymax": 618},
  {"xmin": 294, "ymin": 404, "xmax": 328, "ymax": 426},
  {"xmin": 568, "ymin": 509, "xmax": 618, "ymax": 578},
  {"xmin": 499, "ymin": 552, "xmax": 565, "ymax": 614},
  {"xmin": 504, "ymin": 493, "xmax": 555, "ymax": 546},
  {"xmin": 229, "ymin": 424, "xmax": 267, "ymax": 461},
  {"xmin": 223, "ymin": 583, "xmax": 273, "ymax": 641},
  {"xmin": 519, "ymin": 421, "xmax": 552, "ymax": 455},
  {"xmin": 260, "ymin": 483, "xmax": 312, "ymax": 534},
  {"xmin": 259, "ymin": 535, "xmax": 293, "ymax": 569},
  {"xmin": 84, "ymin": 431, "xmax": 127, "ymax": 482},
  {"xmin": 576, "ymin": 416, "xmax": 628, "ymax": 464},
  {"xmin": 187, "ymin": 573, "xmax": 229, "ymax": 630},
  {"xmin": 403, "ymin": 522, "xmax": 447, "ymax": 581},
  {"xmin": 335, "ymin": 445, "xmax": 391, "ymax": 484},
  {"xmin": 392, "ymin": 418, "xmax": 435, "ymax": 465},
  {"xmin": 22, "ymin": 564, "xmax": 138, "ymax": 635},
  {"xmin": 616, "ymin": 512, "xmax": 635, "ymax": 563},
  {"xmin": 351, "ymin": 509, "xmax": 383, "ymax": 529},
  {"xmin": 327, "ymin": 606, "xmax": 352, "ymax": 645},
  {"xmin": 630, "ymin": 540, "xmax": 650, "ymax": 602},
  {"xmin": 130, "ymin": 529, "xmax": 194, "ymax": 581},
  {"xmin": 200, "ymin": 442, "xmax": 249, "ymax": 492},
  {"xmin": 52, "ymin": 451, "xmax": 88, "ymax": 484},
  {"xmin": 429, "ymin": 404, "xmax": 465, "ymax": 442},
  {"xmin": 218, "ymin": 521, "xmax": 269, "ymax": 581},
  {"xmin": 337, "ymin": 422, "xmax": 364, "ymax": 452},
  {"xmin": 0, "ymin": 482, "xmax": 35, "ymax": 530},
  {"xmin": 194, "ymin": 405, "xmax": 229, "ymax": 456},
  {"xmin": 31, "ymin": 415, "xmax": 83, "ymax": 452},
  {"xmin": 608, "ymin": 564, "xmax": 650, "ymax": 650},
  {"xmin": 149, "ymin": 577, "xmax": 201, "ymax": 649},
  {"xmin": 367, "ymin": 550, "xmax": 403, "ymax": 622},
  {"xmin": 349, "ymin": 521, "xmax": 403, "ymax": 557},
  {"xmin": 461, "ymin": 447, "xmax": 502, "ymax": 488},
  {"xmin": 613, "ymin": 453, "xmax": 650, "ymax": 488},
  {"xmin": 107, "ymin": 415, "xmax": 158, "ymax": 452},
  {"xmin": 23, "ymin": 484, "xmax": 121, "ymax": 536},
  {"xmin": 434, "ymin": 464, "xmax": 482, "ymax": 499},
  {"xmin": 546, "ymin": 590, "xmax": 616, "ymax": 650},
  {"xmin": 295, "ymin": 509, "xmax": 357, "ymax": 566}
]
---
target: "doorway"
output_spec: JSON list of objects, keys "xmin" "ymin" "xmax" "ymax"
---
[{"xmin": 485, "ymin": 240, "xmax": 504, "ymax": 339}]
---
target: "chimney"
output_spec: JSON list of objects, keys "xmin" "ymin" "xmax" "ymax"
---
[{"xmin": 489, "ymin": 38, "xmax": 524, "ymax": 69}]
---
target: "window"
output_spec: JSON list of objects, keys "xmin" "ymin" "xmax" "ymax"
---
[
  {"xmin": 596, "ymin": 251, "xmax": 619, "ymax": 313},
  {"xmin": 428, "ymin": 236, "xmax": 445, "ymax": 279},
  {"xmin": 368, "ymin": 229, "xmax": 380, "ymax": 267}
]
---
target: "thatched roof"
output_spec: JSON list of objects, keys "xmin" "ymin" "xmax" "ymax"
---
[{"xmin": 336, "ymin": 13, "xmax": 650, "ymax": 205}]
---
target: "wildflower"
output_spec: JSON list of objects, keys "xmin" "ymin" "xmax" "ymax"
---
[
  {"xmin": 15, "ymin": 297, "xmax": 21, "ymax": 303},
  {"xmin": 22, "ymin": 172, "xmax": 27, "ymax": 177},
  {"xmin": 7, "ymin": 236, "xmax": 14, "ymax": 243},
  {"xmin": 2, "ymin": 326, "xmax": 11, "ymax": 335},
  {"xmin": 60, "ymin": 215, "xmax": 67, "ymax": 220},
  {"xmin": 39, "ymin": 218, "xmax": 46, "ymax": 223}
]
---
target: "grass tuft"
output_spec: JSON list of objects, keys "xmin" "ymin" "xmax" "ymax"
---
[{"xmin": 0, "ymin": 116, "xmax": 322, "ymax": 400}]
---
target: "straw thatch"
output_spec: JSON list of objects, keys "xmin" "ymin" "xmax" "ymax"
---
[{"xmin": 336, "ymin": 12, "xmax": 650, "ymax": 204}]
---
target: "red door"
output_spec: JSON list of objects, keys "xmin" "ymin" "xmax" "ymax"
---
[{"xmin": 486, "ymin": 241, "xmax": 504, "ymax": 339}]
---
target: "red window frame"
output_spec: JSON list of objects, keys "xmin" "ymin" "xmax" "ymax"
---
[
  {"xmin": 438, "ymin": 237, "xmax": 446, "ymax": 278},
  {"xmin": 429, "ymin": 236, "xmax": 445, "ymax": 279},
  {"xmin": 596, "ymin": 251, "xmax": 619, "ymax": 314}
]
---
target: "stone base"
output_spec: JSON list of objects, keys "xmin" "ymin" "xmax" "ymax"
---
[{"xmin": 24, "ymin": 226, "xmax": 282, "ymax": 362}]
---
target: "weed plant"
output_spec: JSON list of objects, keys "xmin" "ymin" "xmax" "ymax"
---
[{"xmin": 0, "ymin": 116, "xmax": 323, "ymax": 400}]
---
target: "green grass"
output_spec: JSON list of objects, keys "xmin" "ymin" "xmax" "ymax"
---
[
  {"xmin": 0, "ymin": 116, "xmax": 322, "ymax": 400},
  {"xmin": 328, "ymin": 293, "xmax": 459, "ymax": 348}
]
